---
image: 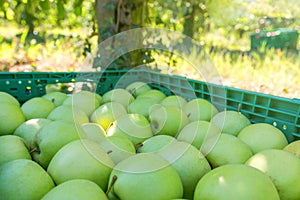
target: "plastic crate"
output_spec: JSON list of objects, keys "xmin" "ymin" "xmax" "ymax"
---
[
  {"xmin": 250, "ymin": 28, "xmax": 298, "ymax": 50},
  {"xmin": 0, "ymin": 70, "xmax": 299, "ymax": 142}
]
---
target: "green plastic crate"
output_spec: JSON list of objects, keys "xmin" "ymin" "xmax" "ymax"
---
[
  {"xmin": 250, "ymin": 28, "xmax": 299, "ymax": 50},
  {"xmin": 0, "ymin": 70, "xmax": 299, "ymax": 142}
]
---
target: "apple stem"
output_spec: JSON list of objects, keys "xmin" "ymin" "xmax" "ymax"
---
[
  {"xmin": 106, "ymin": 175, "xmax": 118, "ymax": 196},
  {"xmin": 135, "ymin": 142, "xmax": 143, "ymax": 152},
  {"xmin": 107, "ymin": 150, "xmax": 113, "ymax": 154},
  {"xmin": 29, "ymin": 147, "xmax": 40, "ymax": 154},
  {"xmin": 51, "ymin": 98, "xmax": 55, "ymax": 103},
  {"xmin": 151, "ymin": 121, "xmax": 159, "ymax": 131}
]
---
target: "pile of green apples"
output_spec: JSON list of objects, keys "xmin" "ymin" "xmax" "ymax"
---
[{"xmin": 0, "ymin": 81, "xmax": 300, "ymax": 200}]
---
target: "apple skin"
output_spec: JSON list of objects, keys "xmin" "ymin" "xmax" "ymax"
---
[
  {"xmin": 63, "ymin": 90, "xmax": 101, "ymax": 117},
  {"xmin": 14, "ymin": 118, "xmax": 52, "ymax": 149},
  {"xmin": 47, "ymin": 139, "xmax": 115, "ymax": 191},
  {"xmin": 31, "ymin": 120, "xmax": 87, "ymax": 168},
  {"xmin": 102, "ymin": 88, "xmax": 135, "ymax": 107},
  {"xmin": 0, "ymin": 103, "xmax": 26, "ymax": 135},
  {"xmin": 160, "ymin": 95, "xmax": 187, "ymax": 109},
  {"xmin": 211, "ymin": 110, "xmax": 251, "ymax": 136},
  {"xmin": 237, "ymin": 123, "xmax": 288, "ymax": 153},
  {"xmin": 42, "ymin": 91, "xmax": 68, "ymax": 107},
  {"xmin": 183, "ymin": 98, "xmax": 219, "ymax": 122},
  {"xmin": 157, "ymin": 141, "xmax": 211, "ymax": 199},
  {"xmin": 41, "ymin": 179, "xmax": 108, "ymax": 200},
  {"xmin": 204, "ymin": 134, "xmax": 253, "ymax": 168},
  {"xmin": 125, "ymin": 81, "xmax": 151, "ymax": 97},
  {"xmin": 81, "ymin": 123, "xmax": 107, "ymax": 143},
  {"xmin": 246, "ymin": 149, "xmax": 300, "ymax": 200},
  {"xmin": 127, "ymin": 98, "xmax": 159, "ymax": 118},
  {"xmin": 107, "ymin": 153, "xmax": 183, "ymax": 200},
  {"xmin": 90, "ymin": 102, "xmax": 127, "ymax": 130},
  {"xmin": 99, "ymin": 136, "xmax": 136, "ymax": 164},
  {"xmin": 0, "ymin": 91, "xmax": 20, "ymax": 106},
  {"xmin": 194, "ymin": 164, "xmax": 280, "ymax": 200},
  {"xmin": 149, "ymin": 105, "xmax": 189, "ymax": 137},
  {"xmin": 21, "ymin": 97, "xmax": 56, "ymax": 120},
  {"xmin": 0, "ymin": 135, "xmax": 31, "ymax": 165},
  {"xmin": 107, "ymin": 113, "xmax": 153, "ymax": 146},
  {"xmin": 136, "ymin": 89, "xmax": 166, "ymax": 102},
  {"xmin": 0, "ymin": 159, "xmax": 55, "ymax": 200},
  {"xmin": 137, "ymin": 135, "xmax": 177, "ymax": 153},
  {"xmin": 177, "ymin": 120, "xmax": 221, "ymax": 153},
  {"xmin": 283, "ymin": 140, "xmax": 300, "ymax": 158},
  {"xmin": 47, "ymin": 105, "xmax": 89, "ymax": 125}
]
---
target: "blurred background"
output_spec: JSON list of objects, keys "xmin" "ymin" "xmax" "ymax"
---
[{"xmin": 0, "ymin": 0, "xmax": 299, "ymax": 98}]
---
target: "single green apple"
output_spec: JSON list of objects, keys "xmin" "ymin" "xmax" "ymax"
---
[
  {"xmin": 183, "ymin": 98, "xmax": 218, "ymax": 122},
  {"xmin": 177, "ymin": 120, "xmax": 221, "ymax": 153},
  {"xmin": 204, "ymin": 134, "xmax": 253, "ymax": 168},
  {"xmin": 127, "ymin": 98, "xmax": 159, "ymax": 118},
  {"xmin": 136, "ymin": 89, "xmax": 166, "ymax": 102},
  {"xmin": 41, "ymin": 179, "xmax": 108, "ymax": 200},
  {"xmin": 81, "ymin": 122, "xmax": 107, "ymax": 143},
  {"xmin": 137, "ymin": 135, "xmax": 177, "ymax": 153},
  {"xmin": 14, "ymin": 118, "xmax": 52, "ymax": 148},
  {"xmin": 160, "ymin": 95, "xmax": 187, "ymax": 109},
  {"xmin": 125, "ymin": 81, "xmax": 151, "ymax": 97},
  {"xmin": 47, "ymin": 105, "xmax": 89, "ymax": 125},
  {"xmin": 194, "ymin": 164, "xmax": 280, "ymax": 200},
  {"xmin": 157, "ymin": 141, "xmax": 211, "ymax": 199},
  {"xmin": 47, "ymin": 139, "xmax": 114, "ymax": 191},
  {"xmin": 21, "ymin": 97, "xmax": 56, "ymax": 120},
  {"xmin": 90, "ymin": 102, "xmax": 127, "ymax": 130},
  {"xmin": 107, "ymin": 153, "xmax": 183, "ymax": 200},
  {"xmin": 31, "ymin": 120, "xmax": 87, "ymax": 168},
  {"xmin": 99, "ymin": 136, "xmax": 136, "ymax": 164},
  {"xmin": 102, "ymin": 88, "xmax": 135, "ymax": 107},
  {"xmin": 0, "ymin": 135, "xmax": 31, "ymax": 165},
  {"xmin": 149, "ymin": 106, "xmax": 189, "ymax": 137},
  {"xmin": 0, "ymin": 103, "xmax": 26, "ymax": 135},
  {"xmin": 63, "ymin": 90, "xmax": 101, "ymax": 117},
  {"xmin": 238, "ymin": 123, "xmax": 288, "ymax": 153},
  {"xmin": 42, "ymin": 91, "xmax": 68, "ymax": 107},
  {"xmin": 246, "ymin": 149, "xmax": 300, "ymax": 200},
  {"xmin": 283, "ymin": 140, "xmax": 300, "ymax": 158},
  {"xmin": 0, "ymin": 159, "xmax": 55, "ymax": 200},
  {"xmin": 107, "ymin": 113, "xmax": 153, "ymax": 146},
  {"xmin": 211, "ymin": 110, "xmax": 251, "ymax": 136},
  {"xmin": 0, "ymin": 91, "xmax": 20, "ymax": 106}
]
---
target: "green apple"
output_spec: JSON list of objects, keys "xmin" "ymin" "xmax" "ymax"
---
[
  {"xmin": 0, "ymin": 159, "xmax": 55, "ymax": 200},
  {"xmin": 0, "ymin": 91, "xmax": 20, "ymax": 106},
  {"xmin": 21, "ymin": 97, "xmax": 56, "ymax": 120},
  {"xmin": 90, "ymin": 102, "xmax": 127, "ymax": 130},
  {"xmin": 125, "ymin": 81, "xmax": 151, "ymax": 97},
  {"xmin": 283, "ymin": 140, "xmax": 300, "ymax": 158},
  {"xmin": 14, "ymin": 118, "xmax": 52, "ymax": 148},
  {"xmin": 102, "ymin": 88, "xmax": 135, "ymax": 107},
  {"xmin": 31, "ymin": 120, "xmax": 87, "ymax": 168},
  {"xmin": 81, "ymin": 123, "xmax": 107, "ymax": 143},
  {"xmin": 204, "ymin": 134, "xmax": 253, "ymax": 168},
  {"xmin": 128, "ymin": 98, "xmax": 159, "ymax": 118},
  {"xmin": 107, "ymin": 153, "xmax": 183, "ymax": 200},
  {"xmin": 211, "ymin": 110, "xmax": 251, "ymax": 136},
  {"xmin": 136, "ymin": 89, "xmax": 166, "ymax": 102},
  {"xmin": 99, "ymin": 136, "xmax": 136, "ymax": 164},
  {"xmin": 107, "ymin": 113, "xmax": 153, "ymax": 146},
  {"xmin": 177, "ymin": 120, "xmax": 221, "ymax": 152},
  {"xmin": 194, "ymin": 164, "xmax": 280, "ymax": 200},
  {"xmin": 160, "ymin": 95, "xmax": 187, "ymax": 109},
  {"xmin": 41, "ymin": 179, "xmax": 108, "ymax": 200},
  {"xmin": 183, "ymin": 98, "xmax": 218, "ymax": 122},
  {"xmin": 63, "ymin": 90, "xmax": 101, "ymax": 117},
  {"xmin": 47, "ymin": 139, "xmax": 114, "ymax": 191},
  {"xmin": 0, "ymin": 135, "xmax": 31, "ymax": 165},
  {"xmin": 137, "ymin": 135, "xmax": 177, "ymax": 153},
  {"xmin": 157, "ymin": 141, "xmax": 211, "ymax": 199},
  {"xmin": 238, "ymin": 123, "xmax": 288, "ymax": 153},
  {"xmin": 0, "ymin": 103, "xmax": 25, "ymax": 135},
  {"xmin": 42, "ymin": 91, "xmax": 68, "ymax": 107},
  {"xmin": 149, "ymin": 106, "xmax": 189, "ymax": 137},
  {"xmin": 246, "ymin": 149, "xmax": 300, "ymax": 200},
  {"xmin": 47, "ymin": 105, "xmax": 89, "ymax": 125}
]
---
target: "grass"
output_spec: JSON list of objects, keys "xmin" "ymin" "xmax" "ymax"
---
[{"xmin": 0, "ymin": 26, "xmax": 299, "ymax": 99}]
